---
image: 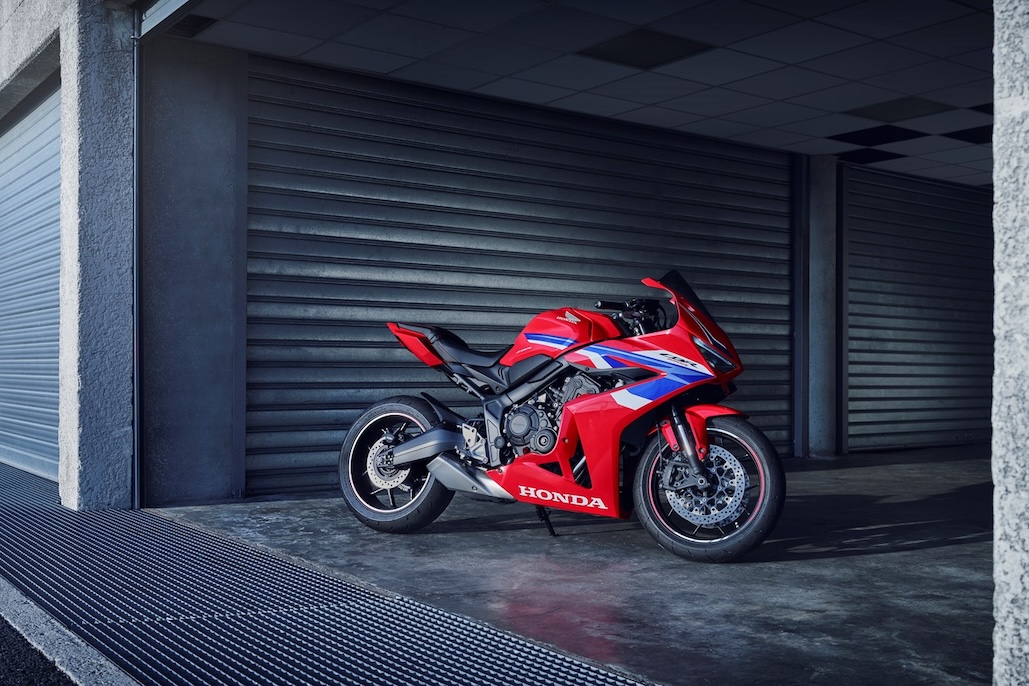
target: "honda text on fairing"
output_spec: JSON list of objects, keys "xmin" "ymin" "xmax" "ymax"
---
[{"xmin": 339, "ymin": 271, "xmax": 785, "ymax": 562}]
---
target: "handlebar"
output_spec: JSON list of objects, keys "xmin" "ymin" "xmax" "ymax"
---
[{"xmin": 595, "ymin": 298, "xmax": 666, "ymax": 335}]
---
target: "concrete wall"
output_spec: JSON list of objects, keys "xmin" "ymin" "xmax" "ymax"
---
[
  {"xmin": 1, "ymin": 0, "xmax": 136, "ymax": 510},
  {"xmin": 993, "ymin": 2, "xmax": 1029, "ymax": 681},
  {"xmin": 139, "ymin": 36, "xmax": 247, "ymax": 506},
  {"xmin": 57, "ymin": 0, "xmax": 135, "ymax": 510}
]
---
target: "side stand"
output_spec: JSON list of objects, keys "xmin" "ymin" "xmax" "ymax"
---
[{"xmin": 535, "ymin": 506, "xmax": 558, "ymax": 537}]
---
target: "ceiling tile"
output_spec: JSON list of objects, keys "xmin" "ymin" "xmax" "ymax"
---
[
  {"xmin": 818, "ymin": 0, "xmax": 973, "ymax": 39},
  {"xmin": 197, "ymin": 21, "xmax": 323, "ymax": 57},
  {"xmin": 514, "ymin": 55, "xmax": 639, "ymax": 90},
  {"xmin": 589, "ymin": 72, "xmax": 708, "ymax": 104},
  {"xmin": 391, "ymin": 0, "xmax": 543, "ymax": 32},
  {"xmin": 777, "ymin": 112, "xmax": 878, "ymax": 136},
  {"xmin": 942, "ymin": 125, "xmax": 992, "ymax": 144},
  {"xmin": 896, "ymin": 109, "xmax": 993, "ymax": 134},
  {"xmin": 922, "ymin": 78, "xmax": 994, "ymax": 107},
  {"xmin": 675, "ymin": 118, "xmax": 761, "ymax": 137},
  {"xmin": 549, "ymin": 92, "xmax": 641, "ymax": 116},
  {"xmin": 724, "ymin": 66, "xmax": 845, "ymax": 99},
  {"xmin": 730, "ymin": 128, "xmax": 812, "ymax": 147},
  {"xmin": 652, "ymin": 0, "xmax": 801, "ymax": 45},
  {"xmin": 845, "ymin": 96, "xmax": 954, "ymax": 122},
  {"xmin": 192, "ymin": 0, "xmax": 257, "ymax": 20},
  {"xmin": 473, "ymin": 77, "xmax": 576, "ymax": 104},
  {"xmin": 788, "ymin": 82, "xmax": 901, "ymax": 111},
  {"xmin": 961, "ymin": 157, "xmax": 992, "ymax": 171},
  {"xmin": 831, "ymin": 125, "xmax": 926, "ymax": 146},
  {"xmin": 780, "ymin": 138, "xmax": 863, "ymax": 154},
  {"xmin": 946, "ymin": 171, "xmax": 992, "ymax": 185},
  {"xmin": 614, "ymin": 106, "xmax": 706, "ymax": 128},
  {"xmin": 887, "ymin": 13, "xmax": 993, "ymax": 58},
  {"xmin": 579, "ymin": 29, "xmax": 711, "ymax": 69},
  {"xmin": 333, "ymin": 0, "xmax": 403, "ymax": 8},
  {"xmin": 722, "ymin": 101, "xmax": 824, "ymax": 127},
  {"xmin": 731, "ymin": 21, "xmax": 870, "ymax": 63},
  {"xmin": 922, "ymin": 144, "xmax": 992, "ymax": 163},
  {"xmin": 746, "ymin": 0, "xmax": 864, "ymax": 17},
  {"xmin": 336, "ymin": 15, "xmax": 473, "ymax": 58},
  {"xmin": 866, "ymin": 156, "xmax": 944, "ymax": 172},
  {"xmin": 488, "ymin": 5, "xmax": 632, "ymax": 52},
  {"xmin": 837, "ymin": 148, "xmax": 904, "ymax": 163},
  {"xmin": 661, "ymin": 88, "xmax": 772, "ymax": 116},
  {"xmin": 799, "ymin": 42, "xmax": 933, "ymax": 80},
  {"xmin": 302, "ymin": 41, "xmax": 417, "ymax": 73},
  {"xmin": 558, "ymin": 0, "xmax": 703, "ymax": 25},
  {"xmin": 389, "ymin": 61, "xmax": 498, "ymax": 90},
  {"xmin": 655, "ymin": 49, "xmax": 782, "ymax": 85},
  {"xmin": 950, "ymin": 48, "xmax": 993, "ymax": 72},
  {"xmin": 428, "ymin": 36, "xmax": 560, "ymax": 76},
  {"xmin": 226, "ymin": 0, "xmax": 376, "ymax": 39},
  {"xmin": 875, "ymin": 134, "xmax": 971, "ymax": 155},
  {"xmin": 866, "ymin": 60, "xmax": 987, "ymax": 95},
  {"xmin": 914, "ymin": 163, "xmax": 984, "ymax": 179}
]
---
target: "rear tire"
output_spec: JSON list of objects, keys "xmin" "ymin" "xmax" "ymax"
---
[
  {"xmin": 339, "ymin": 396, "xmax": 454, "ymax": 533},
  {"xmin": 633, "ymin": 415, "xmax": 785, "ymax": 562}
]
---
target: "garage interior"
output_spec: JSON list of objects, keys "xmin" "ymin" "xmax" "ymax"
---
[
  {"xmin": 131, "ymin": 0, "xmax": 995, "ymax": 500},
  {"xmin": 0, "ymin": 0, "xmax": 1010, "ymax": 683}
]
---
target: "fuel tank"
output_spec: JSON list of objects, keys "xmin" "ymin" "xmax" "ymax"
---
[{"xmin": 499, "ymin": 308, "xmax": 623, "ymax": 367}]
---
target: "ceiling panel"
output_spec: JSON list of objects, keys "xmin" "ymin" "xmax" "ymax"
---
[{"xmin": 183, "ymin": 0, "xmax": 993, "ymax": 186}]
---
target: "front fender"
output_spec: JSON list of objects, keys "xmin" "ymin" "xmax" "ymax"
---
[{"xmin": 684, "ymin": 404, "xmax": 746, "ymax": 459}]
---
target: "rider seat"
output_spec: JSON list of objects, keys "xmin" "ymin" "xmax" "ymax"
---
[{"xmin": 396, "ymin": 323, "xmax": 510, "ymax": 369}]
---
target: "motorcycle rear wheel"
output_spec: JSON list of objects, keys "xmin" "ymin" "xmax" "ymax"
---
[
  {"xmin": 633, "ymin": 415, "xmax": 785, "ymax": 562},
  {"xmin": 339, "ymin": 396, "xmax": 454, "ymax": 533}
]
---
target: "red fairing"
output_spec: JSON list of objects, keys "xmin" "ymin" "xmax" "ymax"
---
[
  {"xmin": 499, "ymin": 308, "xmax": 623, "ymax": 367},
  {"xmin": 387, "ymin": 323, "xmax": 444, "ymax": 368}
]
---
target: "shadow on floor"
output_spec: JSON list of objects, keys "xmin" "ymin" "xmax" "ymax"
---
[{"xmin": 749, "ymin": 480, "xmax": 992, "ymax": 562}]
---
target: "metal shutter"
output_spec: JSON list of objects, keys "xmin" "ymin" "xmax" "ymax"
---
[
  {"xmin": 246, "ymin": 57, "xmax": 793, "ymax": 495},
  {"xmin": 0, "ymin": 88, "xmax": 61, "ymax": 480},
  {"xmin": 841, "ymin": 165, "xmax": 992, "ymax": 451}
]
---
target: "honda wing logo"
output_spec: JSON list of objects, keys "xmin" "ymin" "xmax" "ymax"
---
[
  {"xmin": 557, "ymin": 310, "xmax": 581, "ymax": 324},
  {"xmin": 518, "ymin": 485, "xmax": 608, "ymax": 510}
]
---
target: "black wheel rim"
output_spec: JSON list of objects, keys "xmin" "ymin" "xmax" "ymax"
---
[
  {"xmin": 347, "ymin": 412, "xmax": 433, "ymax": 513},
  {"xmin": 646, "ymin": 426, "xmax": 767, "ymax": 544}
]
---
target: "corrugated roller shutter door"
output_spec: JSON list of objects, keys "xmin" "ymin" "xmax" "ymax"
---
[
  {"xmin": 842, "ymin": 165, "xmax": 992, "ymax": 451},
  {"xmin": 0, "ymin": 88, "xmax": 61, "ymax": 481},
  {"xmin": 246, "ymin": 57, "xmax": 793, "ymax": 495}
]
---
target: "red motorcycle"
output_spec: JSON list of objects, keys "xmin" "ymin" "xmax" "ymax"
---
[{"xmin": 339, "ymin": 271, "xmax": 785, "ymax": 562}]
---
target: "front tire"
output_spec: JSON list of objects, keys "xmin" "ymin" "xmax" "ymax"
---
[
  {"xmin": 339, "ymin": 396, "xmax": 454, "ymax": 533},
  {"xmin": 633, "ymin": 415, "xmax": 785, "ymax": 562}
]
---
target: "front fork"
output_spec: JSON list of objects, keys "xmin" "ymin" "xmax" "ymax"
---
[{"xmin": 659, "ymin": 405, "xmax": 711, "ymax": 489}]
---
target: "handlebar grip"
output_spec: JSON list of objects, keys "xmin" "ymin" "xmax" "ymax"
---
[{"xmin": 595, "ymin": 300, "xmax": 627, "ymax": 311}]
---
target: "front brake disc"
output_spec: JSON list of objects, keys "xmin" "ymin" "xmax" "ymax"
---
[{"xmin": 666, "ymin": 444, "xmax": 749, "ymax": 527}]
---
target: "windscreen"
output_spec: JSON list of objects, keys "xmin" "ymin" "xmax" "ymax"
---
[{"xmin": 656, "ymin": 270, "xmax": 715, "ymax": 322}]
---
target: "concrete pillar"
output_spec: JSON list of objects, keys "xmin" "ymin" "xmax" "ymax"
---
[
  {"xmin": 139, "ymin": 36, "xmax": 248, "ymax": 506},
  {"xmin": 805, "ymin": 156, "xmax": 838, "ymax": 458},
  {"xmin": 57, "ymin": 0, "xmax": 135, "ymax": 509},
  {"xmin": 993, "ymin": 1, "xmax": 1029, "ymax": 681}
]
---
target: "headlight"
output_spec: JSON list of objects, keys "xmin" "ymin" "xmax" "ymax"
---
[{"xmin": 693, "ymin": 336, "xmax": 736, "ymax": 373}]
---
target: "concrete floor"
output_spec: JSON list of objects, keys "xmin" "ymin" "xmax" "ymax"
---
[{"xmin": 163, "ymin": 445, "xmax": 992, "ymax": 686}]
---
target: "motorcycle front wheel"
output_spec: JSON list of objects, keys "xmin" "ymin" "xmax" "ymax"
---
[
  {"xmin": 633, "ymin": 415, "xmax": 785, "ymax": 562},
  {"xmin": 339, "ymin": 396, "xmax": 454, "ymax": 533}
]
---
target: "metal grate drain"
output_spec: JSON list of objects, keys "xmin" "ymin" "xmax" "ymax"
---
[{"xmin": 0, "ymin": 463, "xmax": 647, "ymax": 686}]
